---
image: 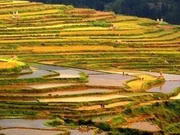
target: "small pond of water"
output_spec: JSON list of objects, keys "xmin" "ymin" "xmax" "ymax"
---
[{"xmin": 0, "ymin": 119, "xmax": 105, "ymax": 135}]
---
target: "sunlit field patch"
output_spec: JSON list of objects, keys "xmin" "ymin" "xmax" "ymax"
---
[
  {"xmin": 0, "ymin": 58, "xmax": 25, "ymax": 70},
  {"xmin": 0, "ymin": 61, "xmax": 18, "ymax": 70},
  {"xmin": 18, "ymin": 45, "xmax": 115, "ymax": 52},
  {"xmin": 127, "ymin": 74, "xmax": 158, "ymax": 91}
]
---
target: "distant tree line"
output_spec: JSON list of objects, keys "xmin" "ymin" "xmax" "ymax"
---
[
  {"xmin": 30, "ymin": 0, "xmax": 112, "ymax": 10},
  {"xmin": 30, "ymin": 0, "xmax": 180, "ymax": 24}
]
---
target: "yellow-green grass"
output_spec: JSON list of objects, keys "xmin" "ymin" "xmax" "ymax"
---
[
  {"xmin": 0, "ymin": 58, "xmax": 26, "ymax": 71},
  {"xmin": 126, "ymin": 74, "xmax": 162, "ymax": 91}
]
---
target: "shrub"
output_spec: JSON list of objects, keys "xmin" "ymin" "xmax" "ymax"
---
[
  {"xmin": 112, "ymin": 115, "xmax": 126, "ymax": 125},
  {"xmin": 78, "ymin": 119, "xmax": 94, "ymax": 126},
  {"xmin": 89, "ymin": 21, "xmax": 111, "ymax": 27},
  {"xmin": 79, "ymin": 72, "xmax": 89, "ymax": 82},
  {"xmin": 45, "ymin": 118, "xmax": 65, "ymax": 127},
  {"xmin": 115, "ymin": 128, "xmax": 153, "ymax": 135},
  {"xmin": 165, "ymin": 122, "xmax": 180, "ymax": 134},
  {"xmin": 96, "ymin": 122, "xmax": 111, "ymax": 131}
]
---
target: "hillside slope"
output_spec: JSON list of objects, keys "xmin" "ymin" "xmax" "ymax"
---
[
  {"xmin": 0, "ymin": 1, "xmax": 179, "ymax": 134},
  {"xmin": 0, "ymin": 0, "xmax": 179, "ymax": 74}
]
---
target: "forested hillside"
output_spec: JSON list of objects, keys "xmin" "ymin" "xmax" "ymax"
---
[{"xmin": 30, "ymin": 0, "xmax": 180, "ymax": 24}]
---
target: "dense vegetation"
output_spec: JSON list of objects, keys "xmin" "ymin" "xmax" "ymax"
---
[{"xmin": 31, "ymin": 0, "xmax": 180, "ymax": 24}]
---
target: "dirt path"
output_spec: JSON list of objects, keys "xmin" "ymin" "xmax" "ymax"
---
[
  {"xmin": 127, "ymin": 121, "xmax": 161, "ymax": 132},
  {"xmin": 77, "ymin": 101, "xmax": 131, "ymax": 111}
]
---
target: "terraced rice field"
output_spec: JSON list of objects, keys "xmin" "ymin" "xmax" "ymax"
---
[
  {"xmin": 0, "ymin": 0, "xmax": 179, "ymax": 134},
  {"xmin": 0, "ymin": 0, "xmax": 179, "ymax": 75}
]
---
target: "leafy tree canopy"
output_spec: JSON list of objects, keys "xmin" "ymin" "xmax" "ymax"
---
[{"xmin": 30, "ymin": 0, "xmax": 180, "ymax": 24}]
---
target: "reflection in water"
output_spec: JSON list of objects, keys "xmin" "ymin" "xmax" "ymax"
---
[
  {"xmin": 0, "ymin": 119, "xmax": 47, "ymax": 128},
  {"xmin": 18, "ymin": 69, "xmax": 52, "ymax": 79},
  {"xmin": 148, "ymin": 81, "xmax": 180, "ymax": 93},
  {"xmin": 32, "ymin": 64, "xmax": 80, "ymax": 78},
  {"xmin": 0, "ymin": 119, "xmax": 63, "ymax": 135},
  {"xmin": 0, "ymin": 129, "xmax": 62, "ymax": 135},
  {"xmin": 6, "ymin": 63, "xmax": 180, "ymax": 92},
  {"xmin": 88, "ymin": 74, "xmax": 133, "ymax": 87},
  {"xmin": 16, "ymin": 63, "xmax": 135, "ymax": 87}
]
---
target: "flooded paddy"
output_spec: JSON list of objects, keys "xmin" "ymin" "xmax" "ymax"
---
[
  {"xmin": 102, "ymin": 70, "xmax": 180, "ymax": 93},
  {"xmin": 0, "ymin": 119, "xmax": 64, "ymax": 135},
  {"xmin": 18, "ymin": 67, "xmax": 53, "ymax": 79},
  {"xmin": 8, "ymin": 63, "xmax": 179, "ymax": 93},
  {"xmin": 0, "ymin": 128, "xmax": 63, "ymax": 135},
  {"xmin": 31, "ymin": 64, "xmax": 80, "ymax": 79},
  {"xmin": 14, "ymin": 64, "xmax": 80, "ymax": 79},
  {"xmin": 0, "ymin": 119, "xmax": 105, "ymax": 135},
  {"xmin": 16, "ymin": 64, "xmax": 135, "ymax": 88},
  {"xmin": 87, "ymin": 74, "xmax": 133, "ymax": 87},
  {"xmin": 148, "ymin": 81, "xmax": 180, "ymax": 93},
  {"xmin": 146, "ymin": 71, "xmax": 180, "ymax": 93},
  {"xmin": 0, "ymin": 119, "xmax": 47, "ymax": 128},
  {"xmin": 14, "ymin": 64, "xmax": 179, "ymax": 93}
]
